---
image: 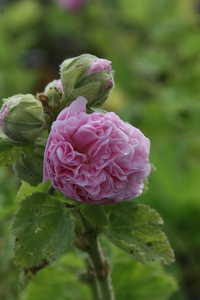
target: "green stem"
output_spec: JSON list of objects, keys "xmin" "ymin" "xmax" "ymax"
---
[
  {"xmin": 87, "ymin": 234, "xmax": 115, "ymax": 300},
  {"xmin": 85, "ymin": 258, "xmax": 101, "ymax": 300},
  {"xmin": 75, "ymin": 211, "xmax": 115, "ymax": 300},
  {"xmin": 74, "ymin": 209, "xmax": 115, "ymax": 300}
]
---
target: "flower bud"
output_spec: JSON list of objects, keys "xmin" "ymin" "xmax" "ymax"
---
[
  {"xmin": 44, "ymin": 80, "xmax": 63, "ymax": 102},
  {"xmin": 0, "ymin": 94, "xmax": 46, "ymax": 143},
  {"xmin": 42, "ymin": 80, "xmax": 63, "ymax": 117},
  {"xmin": 60, "ymin": 54, "xmax": 114, "ymax": 107}
]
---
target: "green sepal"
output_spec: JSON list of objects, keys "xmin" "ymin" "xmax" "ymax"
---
[
  {"xmin": 16, "ymin": 181, "xmax": 51, "ymax": 202},
  {"xmin": 61, "ymin": 63, "xmax": 86, "ymax": 99},
  {"xmin": 71, "ymin": 81, "xmax": 101, "ymax": 103}
]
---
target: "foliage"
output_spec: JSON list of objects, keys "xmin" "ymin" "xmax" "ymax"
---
[
  {"xmin": 105, "ymin": 203, "xmax": 174, "ymax": 265},
  {"xmin": 1, "ymin": 0, "xmax": 200, "ymax": 299},
  {"xmin": 13, "ymin": 192, "xmax": 75, "ymax": 268}
]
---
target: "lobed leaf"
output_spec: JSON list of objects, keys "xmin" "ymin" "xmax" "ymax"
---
[
  {"xmin": 104, "ymin": 202, "xmax": 175, "ymax": 265},
  {"xmin": 12, "ymin": 192, "xmax": 75, "ymax": 269}
]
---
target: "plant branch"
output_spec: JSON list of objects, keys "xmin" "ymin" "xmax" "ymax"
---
[
  {"xmin": 87, "ymin": 234, "xmax": 115, "ymax": 300},
  {"xmin": 75, "ymin": 212, "xmax": 115, "ymax": 300},
  {"xmin": 82, "ymin": 258, "xmax": 101, "ymax": 300}
]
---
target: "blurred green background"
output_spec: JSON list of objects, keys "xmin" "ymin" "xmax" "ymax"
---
[{"xmin": 1, "ymin": 0, "xmax": 200, "ymax": 299}]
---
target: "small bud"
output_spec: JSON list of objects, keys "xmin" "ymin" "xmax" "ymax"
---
[
  {"xmin": 44, "ymin": 79, "xmax": 63, "ymax": 111},
  {"xmin": 37, "ymin": 80, "xmax": 64, "ymax": 123},
  {"xmin": 0, "ymin": 94, "xmax": 46, "ymax": 143},
  {"xmin": 45, "ymin": 80, "xmax": 63, "ymax": 97},
  {"xmin": 60, "ymin": 54, "xmax": 114, "ymax": 107}
]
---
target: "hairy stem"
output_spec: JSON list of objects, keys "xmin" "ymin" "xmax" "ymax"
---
[
  {"xmin": 84, "ymin": 258, "xmax": 101, "ymax": 300},
  {"xmin": 75, "ymin": 211, "xmax": 115, "ymax": 300},
  {"xmin": 87, "ymin": 235, "xmax": 115, "ymax": 300}
]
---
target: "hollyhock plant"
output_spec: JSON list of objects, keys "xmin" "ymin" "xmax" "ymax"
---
[
  {"xmin": 0, "ymin": 55, "xmax": 174, "ymax": 300},
  {"xmin": 43, "ymin": 97, "xmax": 151, "ymax": 204}
]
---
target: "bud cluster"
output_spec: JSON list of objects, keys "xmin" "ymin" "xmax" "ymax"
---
[
  {"xmin": 38, "ymin": 54, "xmax": 114, "ymax": 123},
  {"xmin": 0, "ymin": 54, "xmax": 115, "ymax": 186}
]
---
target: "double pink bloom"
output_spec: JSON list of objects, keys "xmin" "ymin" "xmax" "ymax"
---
[{"xmin": 43, "ymin": 97, "xmax": 151, "ymax": 204}]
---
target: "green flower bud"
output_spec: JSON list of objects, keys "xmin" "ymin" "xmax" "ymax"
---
[
  {"xmin": 60, "ymin": 54, "xmax": 114, "ymax": 107},
  {"xmin": 0, "ymin": 94, "xmax": 46, "ymax": 143},
  {"xmin": 44, "ymin": 80, "xmax": 63, "ymax": 110},
  {"xmin": 39, "ymin": 80, "xmax": 64, "ymax": 122}
]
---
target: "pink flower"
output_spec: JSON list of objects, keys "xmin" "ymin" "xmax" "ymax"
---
[
  {"xmin": 43, "ymin": 97, "xmax": 151, "ymax": 204},
  {"xmin": 58, "ymin": 0, "xmax": 86, "ymax": 12},
  {"xmin": 87, "ymin": 59, "xmax": 112, "ymax": 75}
]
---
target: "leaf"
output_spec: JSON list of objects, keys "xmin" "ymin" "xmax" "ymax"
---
[
  {"xmin": 112, "ymin": 249, "xmax": 178, "ymax": 300},
  {"xmin": 80, "ymin": 204, "xmax": 108, "ymax": 230},
  {"xmin": 53, "ymin": 189, "xmax": 78, "ymax": 206},
  {"xmin": 16, "ymin": 181, "xmax": 51, "ymax": 202},
  {"xmin": 104, "ymin": 203, "xmax": 175, "ymax": 265},
  {"xmin": 0, "ymin": 135, "xmax": 23, "ymax": 166},
  {"xmin": 12, "ymin": 192, "xmax": 75, "ymax": 269},
  {"xmin": 19, "ymin": 254, "xmax": 91, "ymax": 300},
  {"xmin": 0, "ymin": 146, "xmax": 23, "ymax": 166}
]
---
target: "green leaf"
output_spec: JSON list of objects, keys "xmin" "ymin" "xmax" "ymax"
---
[
  {"xmin": 0, "ymin": 135, "xmax": 23, "ymax": 166},
  {"xmin": 80, "ymin": 204, "xmax": 108, "ymax": 230},
  {"xmin": 12, "ymin": 192, "xmax": 75, "ymax": 269},
  {"xmin": 104, "ymin": 203, "xmax": 175, "ymax": 265},
  {"xmin": 13, "ymin": 150, "xmax": 43, "ymax": 186},
  {"xmin": 16, "ymin": 181, "xmax": 51, "ymax": 202},
  {"xmin": 0, "ymin": 145, "xmax": 23, "ymax": 166}
]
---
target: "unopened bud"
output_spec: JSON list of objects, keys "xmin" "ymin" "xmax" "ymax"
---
[
  {"xmin": 60, "ymin": 54, "xmax": 114, "ymax": 107},
  {"xmin": 42, "ymin": 80, "xmax": 63, "ymax": 118},
  {"xmin": 0, "ymin": 94, "xmax": 46, "ymax": 143}
]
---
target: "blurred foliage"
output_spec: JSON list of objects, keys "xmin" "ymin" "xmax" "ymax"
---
[{"xmin": 1, "ymin": 0, "xmax": 200, "ymax": 299}]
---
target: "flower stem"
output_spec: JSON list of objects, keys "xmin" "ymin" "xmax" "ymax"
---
[
  {"xmin": 84, "ymin": 258, "xmax": 101, "ymax": 300},
  {"xmin": 74, "ymin": 210, "xmax": 115, "ymax": 300},
  {"xmin": 87, "ymin": 235, "xmax": 115, "ymax": 300}
]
